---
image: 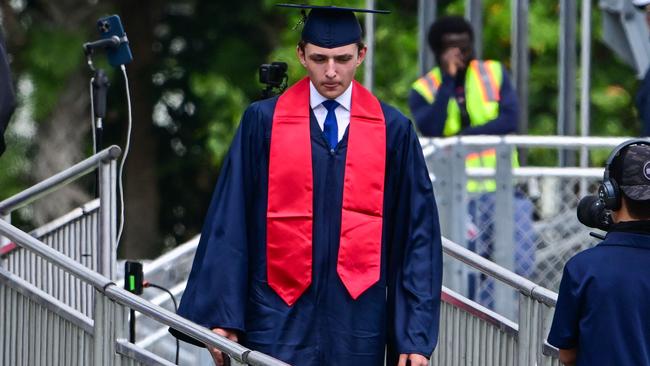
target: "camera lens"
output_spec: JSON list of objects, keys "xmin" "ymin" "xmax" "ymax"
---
[{"xmin": 99, "ymin": 21, "xmax": 111, "ymax": 33}]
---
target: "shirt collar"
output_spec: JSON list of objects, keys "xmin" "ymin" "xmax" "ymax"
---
[
  {"xmin": 309, "ymin": 81, "xmax": 353, "ymax": 111},
  {"xmin": 599, "ymin": 230, "xmax": 650, "ymax": 250}
]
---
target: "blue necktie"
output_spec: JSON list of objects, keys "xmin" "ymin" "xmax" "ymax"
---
[{"xmin": 322, "ymin": 100, "xmax": 339, "ymax": 149}]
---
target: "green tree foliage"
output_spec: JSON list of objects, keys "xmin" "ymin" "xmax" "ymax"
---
[{"xmin": 145, "ymin": 1, "xmax": 282, "ymax": 250}]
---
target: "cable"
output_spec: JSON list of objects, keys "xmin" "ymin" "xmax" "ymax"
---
[
  {"xmin": 116, "ymin": 64, "xmax": 133, "ymax": 249},
  {"xmin": 144, "ymin": 281, "xmax": 180, "ymax": 365}
]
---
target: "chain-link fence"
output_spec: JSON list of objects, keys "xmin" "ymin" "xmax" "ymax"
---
[{"xmin": 422, "ymin": 135, "xmax": 627, "ymax": 320}]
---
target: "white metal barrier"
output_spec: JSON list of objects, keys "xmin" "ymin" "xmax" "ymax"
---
[
  {"xmin": 0, "ymin": 147, "xmax": 286, "ymax": 365},
  {"xmin": 1, "ymin": 136, "xmax": 587, "ymax": 364},
  {"xmin": 0, "ymin": 218, "xmax": 288, "ymax": 366},
  {"xmin": 440, "ymin": 237, "xmax": 560, "ymax": 365},
  {"xmin": 422, "ymin": 135, "xmax": 629, "ymax": 318},
  {"xmin": 2, "ymin": 199, "xmax": 100, "ymax": 318},
  {"xmin": 123, "ymin": 231, "xmax": 563, "ymax": 365},
  {"xmin": 0, "ymin": 146, "xmax": 120, "ymax": 319}
]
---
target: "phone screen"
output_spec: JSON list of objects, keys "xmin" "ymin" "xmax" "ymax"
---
[{"xmin": 97, "ymin": 15, "xmax": 133, "ymax": 67}]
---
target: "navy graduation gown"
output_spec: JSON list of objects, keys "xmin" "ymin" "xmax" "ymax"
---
[{"xmin": 174, "ymin": 95, "xmax": 442, "ymax": 365}]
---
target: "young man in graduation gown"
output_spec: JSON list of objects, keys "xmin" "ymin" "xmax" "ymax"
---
[{"xmin": 173, "ymin": 6, "xmax": 443, "ymax": 366}]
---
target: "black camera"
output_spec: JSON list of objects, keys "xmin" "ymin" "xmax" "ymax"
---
[
  {"xmin": 259, "ymin": 62, "xmax": 288, "ymax": 87},
  {"xmin": 259, "ymin": 62, "xmax": 288, "ymax": 99}
]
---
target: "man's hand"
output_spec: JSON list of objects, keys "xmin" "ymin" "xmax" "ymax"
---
[
  {"xmin": 440, "ymin": 47, "xmax": 464, "ymax": 77},
  {"xmin": 559, "ymin": 348, "xmax": 577, "ymax": 366},
  {"xmin": 208, "ymin": 328, "xmax": 239, "ymax": 366},
  {"xmin": 398, "ymin": 353, "xmax": 429, "ymax": 366}
]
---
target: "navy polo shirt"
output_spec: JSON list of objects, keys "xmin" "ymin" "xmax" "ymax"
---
[{"xmin": 548, "ymin": 231, "xmax": 650, "ymax": 365}]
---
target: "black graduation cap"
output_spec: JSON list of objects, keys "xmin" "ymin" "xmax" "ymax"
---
[{"xmin": 277, "ymin": 4, "xmax": 390, "ymax": 48}]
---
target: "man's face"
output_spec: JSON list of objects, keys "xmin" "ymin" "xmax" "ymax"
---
[
  {"xmin": 297, "ymin": 42, "xmax": 366, "ymax": 99},
  {"xmin": 441, "ymin": 32, "xmax": 474, "ymax": 65}
]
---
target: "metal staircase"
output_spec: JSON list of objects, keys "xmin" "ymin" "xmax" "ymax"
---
[
  {"xmin": 0, "ymin": 147, "xmax": 286, "ymax": 366},
  {"xmin": 0, "ymin": 140, "xmax": 573, "ymax": 365}
]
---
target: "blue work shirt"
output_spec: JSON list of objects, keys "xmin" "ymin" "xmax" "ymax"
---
[{"xmin": 548, "ymin": 230, "xmax": 650, "ymax": 365}]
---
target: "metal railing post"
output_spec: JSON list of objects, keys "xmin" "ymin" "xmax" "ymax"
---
[
  {"xmin": 511, "ymin": 0, "xmax": 530, "ymax": 138},
  {"xmin": 0, "ymin": 213, "xmax": 9, "ymax": 248},
  {"xmin": 93, "ymin": 291, "xmax": 128, "ymax": 366},
  {"xmin": 364, "ymin": 0, "xmax": 375, "ymax": 91},
  {"xmin": 450, "ymin": 142, "xmax": 468, "ymax": 294},
  {"xmin": 98, "ymin": 159, "xmax": 117, "ymax": 280},
  {"xmin": 466, "ymin": 0, "xmax": 483, "ymax": 59},
  {"xmin": 93, "ymin": 292, "xmax": 110, "ymax": 366},
  {"xmin": 417, "ymin": 0, "xmax": 436, "ymax": 76},
  {"xmin": 494, "ymin": 142, "xmax": 515, "ymax": 318},
  {"xmin": 558, "ymin": 0, "xmax": 578, "ymax": 167},
  {"xmin": 579, "ymin": 0, "xmax": 593, "ymax": 197},
  {"xmin": 534, "ymin": 287, "xmax": 558, "ymax": 365},
  {"xmin": 431, "ymin": 144, "xmax": 464, "ymax": 294},
  {"xmin": 518, "ymin": 293, "xmax": 533, "ymax": 366}
]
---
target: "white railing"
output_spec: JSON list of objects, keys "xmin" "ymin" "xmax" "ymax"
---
[
  {"xmin": 437, "ymin": 237, "xmax": 560, "ymax": 365},
  {"xmin": 0, "ymin": 218, "xmax": 288, "ymax": 366},
  {"xmin": 422, "ymin": 135, "xmax": 629, "ymax": 317},
  {"xmin": 1, "ymin": 146, "xmax": 120, "ymax": 317},
  {"xmin": 120, "ymin": 231, "xmax": 563, "ymax": 365}
]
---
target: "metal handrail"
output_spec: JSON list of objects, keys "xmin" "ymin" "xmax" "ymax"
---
[
  {"xmin": 441, "ymin": 286, "xmax": 518, "ymax": 336},
  {"xmin": 463, "ymin": 166, "xmax": 604, "ymax": 178},
  {"xmin": 115, "ymin": 339, "xmax": 176, "ymax": 366},
  {"xmin": 0, "ymin": 219, "xmax": 288, "ymax": 366},
  {"xmin": 421, "ymin": 135, "xmax": 638, "ymax": 150},
  {"xmin": 30, "ymin": 199, "xmax": 100, "ymax": 238},
  {"xmin": 442, "ymin": 237, "xmax": 558, "ymax": 306},
  {"xmin": 0, "ymin": 199, "xmax": 101, "ymax": 258},
  {"xmin": 142, "ymin": 235, "xmax": 199, "ymax": 276},
  {"xmin": 0, "ymin": 145, "xmax": 121, "ymax": 215}
]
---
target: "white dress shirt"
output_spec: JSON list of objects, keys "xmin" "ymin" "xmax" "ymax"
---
[{"xmin": 310, "ymin": 81, "xmax": 352, "ymax": 143}]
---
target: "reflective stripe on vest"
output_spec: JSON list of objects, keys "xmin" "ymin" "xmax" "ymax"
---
[
  {"xmin": 411, "ymin": 69, "xmax": 441, "ymax": 104},
  {"xmin": 443, "ymin": 60, "xmax": 503, "ymax": 136},
  {"xmin": 466, "ymin": 148, "xmax": 497, "ymax": 192},
  {"xmin": 411, "ymin": 60, "xmax": 503, "ymax": 137},
  {"xmin": 465, "ymin": 148, "xmax": 520, "ymax": 193}
]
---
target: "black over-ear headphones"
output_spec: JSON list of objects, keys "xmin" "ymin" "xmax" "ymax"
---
[{"xmin": 598, "ymin": 138, "xmax": 650, "ymax": 210}]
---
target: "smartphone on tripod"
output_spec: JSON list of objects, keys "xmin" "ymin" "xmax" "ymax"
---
[{"xmin": 97, "ymin": 15, "xmax": 133, "ymax": 67}]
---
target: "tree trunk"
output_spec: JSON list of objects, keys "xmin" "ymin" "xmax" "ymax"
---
[
  {"xmin": 117, "ymin": 0, "xmax": 163, "ymax": 259},
  {"xmin": 32, "ymin": 70, "xmax": 92, "ymax": 224},
  {"xmin": 3, "ymin": 2, "xmax": 108, "ymax": 225}
]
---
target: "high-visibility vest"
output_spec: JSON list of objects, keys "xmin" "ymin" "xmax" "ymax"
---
[{"xmin": 412, "ymin": 60, "xmax": 517, "ymax": 193}]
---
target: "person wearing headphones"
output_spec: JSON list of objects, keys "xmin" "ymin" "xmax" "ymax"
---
[{"xmin": 548, "ymin": 140, "xmax": 650, "ymax": 365}]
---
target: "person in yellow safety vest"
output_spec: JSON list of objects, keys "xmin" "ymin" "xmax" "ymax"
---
[
  {"xmin": 409, "ymin": 16, "xmax": 535, "ymax": 310},
  {"xmin": 408, "ymin": 15, "xmax": 519, "ymax": 193}
]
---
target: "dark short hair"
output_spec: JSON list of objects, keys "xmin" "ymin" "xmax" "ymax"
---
[
  {"xmin": 622, "ymin": 193, "xmax": 650, "ymax": 219},
  {"xmin": 298, "ymin": 40, "xmax": 366, "ymax": 54},
  {"xmin": 427, "ymin": 16, "xmax": 474, "ymax": 57}
]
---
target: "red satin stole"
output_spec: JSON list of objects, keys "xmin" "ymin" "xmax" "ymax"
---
[{"xmin": 267, "ymin": 77, "xmax": 386, "ymax": 306}]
